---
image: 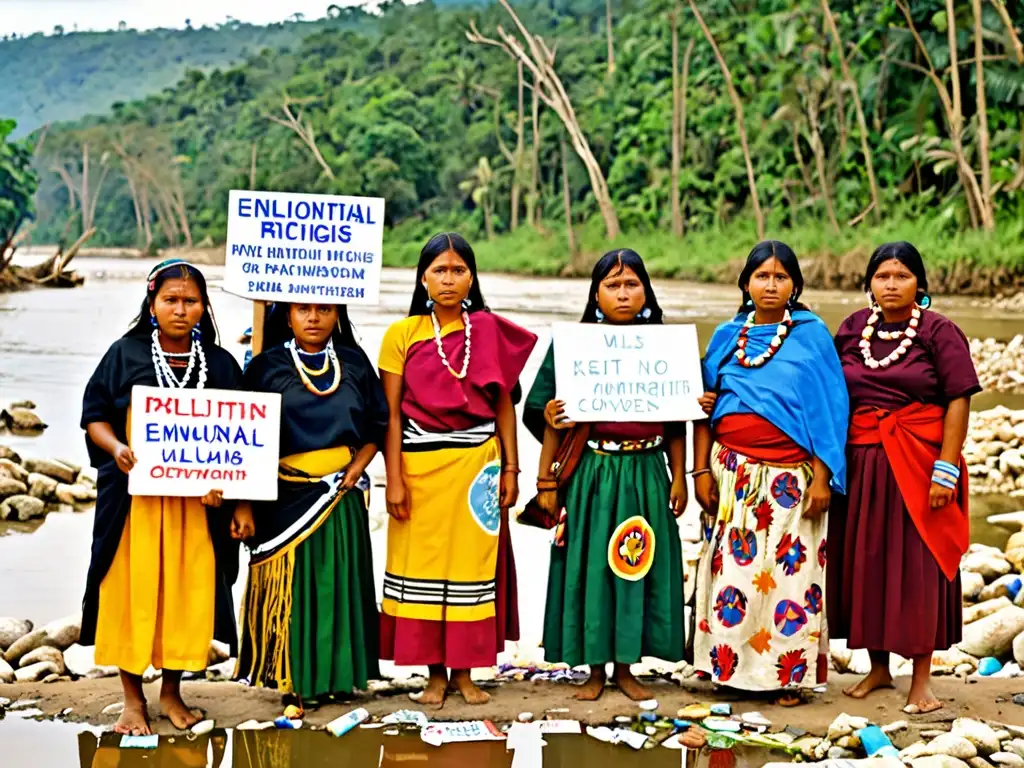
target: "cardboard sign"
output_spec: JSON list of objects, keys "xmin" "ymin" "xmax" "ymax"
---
[
  {"xmin": 224, "ymin": 189, "xmax": 385, "ymax": 305},
  {"xmin": 128, "ymin": 386, "xmax": 282, "ymax": 500},
  {"xmin": 552, "ymin": 323, "xmax": 705, "ymax": 423}
]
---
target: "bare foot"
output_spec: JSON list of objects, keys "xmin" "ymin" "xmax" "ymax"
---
[
  {"xmin": 450, "ymin": 669, "xmax": 490, "ymax": 705},
  {"xmin": 613, "ymin": 665, "xmax": 652, "ymax": 702},
  {"xmin": 160, "ymin": 690, "xmax": 203, "ymax": 731},
  {"xmin": 113, "ymin": 701, "xmax": 151, "ymax": 736},
  {"xmin": 905, "ymin": 684, "xmax": 942, "ymax": 715},
  {"xmin": 574, "ymin": 666, "xmax": 608, "ymax": 701},
  {"xmin": 843, "ymin": 666, "xmax": 893, "ymax": 699},
  {"xmin": 411, "ymin": 668, "xmax": 448, "ymax": 707}
]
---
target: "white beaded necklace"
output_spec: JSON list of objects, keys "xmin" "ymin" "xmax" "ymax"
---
[
  {"xmin": 151, "ymin": 328, "xmax": 207, "ymax": 388},
  {"xmin": 430, "ymin": 309, "xmax": 472, "ymax": 379},
  {"xmin": 734, "ymin": 309, "xmax": 792, "ymax": 368},
  {"xmin": 860, "ymin": 305, "xmax": 921, "ymax": 369},
  {"xmin": 287, "ymin": 338, "xmax": 341, "ymax": 396}
]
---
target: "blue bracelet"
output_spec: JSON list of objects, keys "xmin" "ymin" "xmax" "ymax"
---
[
  {"xmin": 931, "ymin": 474, "xmax": 957, "ymax": 489},
  {"xmin": 933, "ymin": 460, "xmax": 960, "ymax": 478},
  {"xmin": 933, "ymin": 467, "xmax": 959, "ymax": 481}
]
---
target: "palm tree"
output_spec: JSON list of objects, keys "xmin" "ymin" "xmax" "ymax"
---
[{"xmin": 459, "ymin": 157, "xmax": 499, "ymax": 240}]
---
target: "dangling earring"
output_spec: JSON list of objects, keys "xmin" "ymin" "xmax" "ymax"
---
[
  {"xmin": 595, "ymin": 308, "xmax": 605, "ymax": 323},
  {"xmin": 637, "ymin": 307, "xmax": 652, "ymax": 320},
  {"xmin": 191, "ymin": 325, "xmax": 202, "ymax": 343},
  {"xmin": 786, "ymin": 296, "xmax": 796, "ymax": 309},
  {"xmin": 743, "ymin": 297, "xmax": 754, "ymax": 309},
  {"xmin": 919, "ymin": 294, "xmax": 932, "ymax": 310},
  {"xmin": 461, "ymin": 297, "xmax": 472, "ymax": 310},
  {"xmin": 866, "ymin": 292, "xmax": 878, "ymax": 310},
  {"xmin": 150, "ymin": 314, "xmax": 158, "ymax": 328},
  {"xmin": 425, "ymin": 298, "xmax": 435, "ymax": 310}
]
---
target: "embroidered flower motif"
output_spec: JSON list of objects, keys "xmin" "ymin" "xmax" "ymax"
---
[
  {"xmin": 711, "ymin": 547, "xmax": 724, "ymax": 576},
  {"xmin": 771, "ymin": 472, "xmax": 802, "ymax": 509},
  {"xmin": 716, "ymin": 446, "xmax": 739, "ymax": 472},
  {"xmin": 818, "ymin": 538, "xmax": 827, "ymax": 568},
  {"xmin": 754, "ymin": 499, "xmax": 774, "ymax": 532},
  {"xmin": 804, "ymin": 584, "xmax": 823, "ymax": 615},
  {"xmin": 714, "ymin": 586, "xmax": 748, "ymax": 628},
  {"xmin": 748, "ymin": 628, "xmax": 772, "ymax": 655},
  {"xmin": 608, "ymin": 516, "xmax": 656, "ymax": 581},
  {"xmin": 776, "ymin": 649, "xmax": 808, "ymax": 686},
  {"xmin": 710, "ymin": 644, "xmax": 738, "ymax": 682},
  {"xmin": 728, "ymin": 528, "xmax": 757, "ymax": 567},
  {"xmin": 735, "ymin": 462, "xmax": 751, "ymax": 502},
  {"xmin": 773, "ymin": 599, "xmax": 809, "ymax": 638},
  {"xmin": 699, "ymin": 619, "xmax": 711, "ymax": 634},
  {"xmin": 752, "ymin": 569, "xmax": 777, "ymax": 595},
  {"xmin": 775, "ymin": 533, "xmax": 807, "ymax": 576}
]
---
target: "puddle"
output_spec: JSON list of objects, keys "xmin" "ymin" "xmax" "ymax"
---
[{"xmin": 0, "ymin": 718, "xmax": 793, "ymax": 768}]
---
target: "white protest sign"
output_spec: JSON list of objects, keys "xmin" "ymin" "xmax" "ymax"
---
[
  {"xmin": 224, "ymin": 189, "xmax": 385, "ymax": 305},
  {"xmin": 552, "ymin": 323, "xmax": 705, "ymax": 423},
  {"xmin": 128, "ymin": 386, "xmax": 282, "ymax": 500}
]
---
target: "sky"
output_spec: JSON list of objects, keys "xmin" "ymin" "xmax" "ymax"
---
[{"xmin": 0, "ymin": 0, "xmax": 359, "ymax": 36}]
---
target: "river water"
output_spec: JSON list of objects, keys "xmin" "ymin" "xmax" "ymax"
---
[{"xmin": 1, "ymin": 256, "xmax": 1021, "ymax": 766}]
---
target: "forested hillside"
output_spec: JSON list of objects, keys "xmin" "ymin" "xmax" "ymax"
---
[{"xmin": 11, "ymin": 0, "xmax": 1024, "ymax": 293}]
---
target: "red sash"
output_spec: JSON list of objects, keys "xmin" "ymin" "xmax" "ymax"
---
[
  {"xmin": 848, "ymin": 403, "xmax": 969, "ymax": 580},
  {"xmin": 716, "ymin": 413, "xmax": 810, "ymax": 464}
]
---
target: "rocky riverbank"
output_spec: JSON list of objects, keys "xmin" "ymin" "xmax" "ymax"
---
[
  {"xmin": 971, "ymin": 336, "xmax": 1024, "ymax": 395},
  {"xmin": 965, "ymin": 408, "xmax": 1024, "ymax": 495},
  {"xmin": 0, "ymin": 445, "xmax": 96, "ymax": 522}
]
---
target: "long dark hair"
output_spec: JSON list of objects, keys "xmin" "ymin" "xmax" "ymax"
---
[
  {"xmin": 126, "ymin": 260, "xmax": 219, "ymax": 345},
  {"xmin": 736, "ymin": 240, "xmax": 808, "ymax": 312},
  {"xmin": 261, "ymin": 302, "xmax": 360, "ymax": 352},
  {"xmin": 581, "ymin": 249, "xmax": 664, "ymax": 324},
  {"xmin": 863, "ymin": 241, "xmax": 929, "ymax": 301},
  {"xmin": 408, "ymin": 232, "xmax": 488, "ymax": 317}
]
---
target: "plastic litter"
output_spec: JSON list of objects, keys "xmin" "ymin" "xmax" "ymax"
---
[
  {"xmin": 638, "ymin": 699, "xmax": 659, "ymax": 711},
  {"xmin": 978, "ymin": 657, "xmax": 1003, "ymax": 676},
  {"xmin": 421, "ymin": 721, "xmax": 506, "ymax": 747},
  {"xmin": 856, "ymin": 725, "xmax": 899, "ymax": 759},
  {"xmin": 380, "ymin": 710, "xmax": 428, "ymax": 728},
  {"xmin": 710, "ymin": 703, "xmax": 732, "ymax": 716},
  {"xmin": 236, "ymin": 720, "xmax": 275, "ymax": 731},
  {"xmin": 273, "ymin": 717, "xmax": 302, "ymax": 729},
  {"xmin": 326, "ymin": 708, "xmax": 369, "ymax": 737},
  {"xmin": 119, "ymin": 735, "xmax": 158, "ymax": 749}
]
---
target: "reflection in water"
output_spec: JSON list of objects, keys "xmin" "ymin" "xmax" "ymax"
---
[{"xmin": 79, "ymin": 731, "xmax": 228, "ymax": 768}]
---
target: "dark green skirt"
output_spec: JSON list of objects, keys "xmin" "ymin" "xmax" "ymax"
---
[
  {"xmin": 289, "ymin": 491, "xmax": 380, "ymax": 699},
  {"xmin": 543, "ymin": 449, "xmax": 685, "ymax": 667}
]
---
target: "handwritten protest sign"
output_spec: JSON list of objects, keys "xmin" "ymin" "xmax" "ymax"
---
[
  {"xmin": 552, "ymin": 323, "xmax": 705, "ymax": 423},
  {"xmin": 223, "ymin": 189, "xmax": 385, "ymax": 305},
  {"xmin": 128, "ymin": 386, "xmax": 282, "ymax": 500}
]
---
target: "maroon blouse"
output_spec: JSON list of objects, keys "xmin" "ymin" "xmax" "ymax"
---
[{"xmin": 834, "ymin": 308, "xmax": 981, "ymax": 410}]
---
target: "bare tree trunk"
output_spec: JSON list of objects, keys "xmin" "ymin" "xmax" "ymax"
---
[
  {"xmin": 687, "ymin": 0, "xmax": 764, "ymax": 239},
  {"xmin": 606, "ymin": 0, "xmax": 615, "ymax": 76},
  {"xmin": 807, "ymin": 95, "xmax": 840, "ymax": 233},
  {"xmin": 820, "ymin": 0, "xmax": 881, "ymax": 221},
  {"xmin": 266, "ymin": 98, "xmax": 335, "ymax": 180},
  {"xmin": 511, "ymin": 61, "xmax": 525, "ymax": 231},
  {"xmin": 467, "ymin": 0, "xmax": 620, "ymax": 239},
  {"xmin": 125, "ymin": 174, "xmax": 144, "ymax": 245},
  {"xmin": 81, "ymin": 143, "xmax": 91, "ymax": 232},
  {"xmin": 529, "ymin": 78, "xmax": 541, "ymax": 229},
  {"xmin": 169, "ymin": 172, "xmax": 193, "ymax": 248},
  {"xmin": 86, "ymin": 163, "xmax": 111, "ymax": 235},
  {"xmin": 973, "ymin": 0, "xmax": 993, "ymax": 228},
  {"xmin": 989, "ymin": 0, "xmax": 1024, "ymax": 63},
  {"xmin": 52, "ymin": 166, "xmax": 78, "ymax": 218},
  {"xmin": 138, "ymin": 183, "xmax": 154, "ymax": 250},
  {"xmin": 561, "ymin": 138, "xmax": 579, "ymax": 265}
]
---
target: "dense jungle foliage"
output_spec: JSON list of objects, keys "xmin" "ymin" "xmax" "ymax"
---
[{"xmin": 6, "ymin": 0, "xmax": 1024, "ymax": 292}]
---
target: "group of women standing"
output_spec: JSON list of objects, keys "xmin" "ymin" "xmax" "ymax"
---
[{"xmin": 81, "ymin": 233, "xmax": 977, "ymax": 736}]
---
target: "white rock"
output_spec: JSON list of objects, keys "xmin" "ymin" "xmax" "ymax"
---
[
  {"xmin": 962, "ymin": 572, "xmax": 987, "ymax": 601},
  {"xmin": 902, "ymin": 742, "xmax": 933, "ymax": 760},
  {"xmin": 0, "ymin": 618, "xmax": 33, "ymax": 652},
  {"xmin": 992, "ymin": 754, "xmax": 1024, "ymax": 768},
  {"xmin": 987, "ymin": 511, "xmax": 1024, "ymax": 531},
  {"xmin": 883, "ymin": 721, "xmax": 909, "ymax": 734},
  {"xmin": 926, "ymin": 734, "xmax": 978, "ymax": 760},
  {"xmin": 0, "ymin": 495, "xmax": 45, "ymax": 521},
  {"xmin": 207, "ymin": 640, "xmax": 229, "ymax": 666},
  {"xmin": 3, "ymin": 613, "xmax": 81, "ymax": 664},
  {"xmin": 1005, "ymin": 741, "xmax": 1024, "ymax": 760},
  {"xmin": 1014, "ymin": 630, "xmax": 1024, "ymax": 667},
  {"xmin": 827, "ymin": 713, "xmax": 869, "ymax": 741},
  {"xmin": 191, "ymin": 720, "xmax": 215, "ymax": 735},
  {"xmin": 980, "ymin": 576, "xmax": 1023, "ymax": 603},
  {"xmin": 14, "ymin": 661, "xmax": 60, "ymax": 683},
  {"xmin": 964, "ymin": 597, "xmax": 1014, "ymax": 624},
  {"xmin": 1001, "ymin": 450, "xmax": 1024, "ymax": 477},
  {"xmin": 26, "ymin": 473, "xmax": 58, "ymax": 500},
  {"xmin": 932, "ymin": 648, "xmax": 980, "ymax": 674},
  {"xmin": 22, "ymin": 458, "xmax": 76, "ymax": 484},
  {"xmin": 958, "ymin": 607, "xmax": 1024, "ymax": 658},
  {"xmin": 205, "ymin": 659, "xmax": 234, "ymax": 681},
  {"xmin": 62, "ymin": 644, "xmax": 117, "ymax": 679},
  {"xmin": 101, "ymin": 702, "xmax": 124, "ymax": 716},
  {"xmin": 0, "ymin": 657, "xmax": 14, "ymax": 683},
  {"xmin": 909, "ymin": 756, "xmax": 971, "ymax": 768},
  {"xmin": 952, "ymin": 718, "xmax": 1002, "ymax": 756},
  {"xmin": 0, "ymin": 478, "xmax": 27, "ymax": 500},
  {"xmin": 962, "ymin": 552, "xmax": 1013, "ymax": 581},
  {"xmin": 18, "ymin": 647, "xmax": 65, "ymax": 675},
  {"xmin": 966, "ymin": 759, "xmax": 991, "ymax": 768}
]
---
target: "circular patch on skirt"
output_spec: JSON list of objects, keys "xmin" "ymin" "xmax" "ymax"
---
[
  {"xmin": 607, "ymin": 515, "xmax": 656, "ymax": 581},
  {"xmin": 770, "ymin": 472, "xmax": 802, "ymax": 509},
  {"xmin": 773, "ymin": 599, "xmax": 808, "ymax": 637},
  {"xmin": 467, "ymin": 460, "xmax": 502, "ymax": 535}
]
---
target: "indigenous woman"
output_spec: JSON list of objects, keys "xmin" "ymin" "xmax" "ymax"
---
[
  {"xmin": 379, "ymin": 232, "xmax": 537, "ymax": 706},
  {"xmin": 693, "ymin": 241, "xmax": 848, "ymax": 704},
  {"xmin": 236, "ymin": 302, "xmax": 386, "ymax": 707},
  {"xmin": 80, "ymin": 259, "xmax": 246, "ymax": 735},
  {"xmin": 829, "ymin": 242, "xmax": 979, "ymax": 714},
  {"xmin": 524, "ymin": 249, "xmax": 687, "ymax": 702}
]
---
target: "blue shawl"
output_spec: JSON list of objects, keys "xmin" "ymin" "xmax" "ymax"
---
[{"xmin": 702, "ymin": 309, "xmax": 849, "ymax": 493}]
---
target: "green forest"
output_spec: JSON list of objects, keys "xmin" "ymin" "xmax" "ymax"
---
[{"xmin": 5, "ymin": 0, "xmax": 1024, "ymax": 293}]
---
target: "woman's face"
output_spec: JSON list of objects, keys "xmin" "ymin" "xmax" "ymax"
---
[
  {"xmin": 596, "ymin": 264, "xmax": 646, "ymax": 323},
  {"xmin": 422, "ymin": 250, "xmax": 473, "ymax": 310},
  {"xmin": 289, "ymin": 303, "xmax": 338, "ymax": 350},
  {"xmin": 744, "ymin": 257, "xmax": 794, "ymax": 312},
  {"xmin": 151, "ymin": 277, "xmax": 204, "ymax": 341},
  {"xmin": 870, "ymin": 258, "xmax": 918, "ymax": 313}
]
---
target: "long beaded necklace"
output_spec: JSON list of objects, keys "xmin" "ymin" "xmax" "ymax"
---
[
  {"xmin": 151, "ymin": 329, "xmax": 207, "ymax": 388},
  {"xmin": 430, "ymin": 309, "xmax": 472, "ymax": 379},
  {"xmin": 860, "ymin": 304, "xmax": 921, "ymax": 369},
  {"xmin": 734, "ymin": 309, "xmax": 792, "ymax": 368},
  {"xmin": 287, "ymin": 338, "xmax": 341, "ymax": 396}
]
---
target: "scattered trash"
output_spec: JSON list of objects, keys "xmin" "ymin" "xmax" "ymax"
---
[
  {"xmin": 383, "ymin": 728, "xmax": 400, "ymax": 737},
  {"xmin": 507, "ymin": 722, "xmax": 547, "ymax": 768},
  {"xmin": 640, "ymin": 712, "xmax": 658, "ymax": 723},
  {"xmin": 704, "ymin": 718, "xmax": 742, "ymax": 733},
  {"xmin": 421, "ymin": 721, "xmax": 506, "ymax": 747},
  {"xmin": 119, "ymin": 735, "xmax": 158, "ymax": 749},
  {"xmin": 678, "ymin": 704, "xmax": 711, "ymax": 720},
  {"xmin": 273, "ymin": 717, "xmax": 302, "ymax": 729},
  {"xmin": 283, "ymin": 704, "xmax": 303, "ymax": 719},
  {"xmin": 638, "ymin": 699, "xmax": 659, "ymax": 711},
  {"xmin": 680, "ymin": 727, "xmax": 708, "ymax": 750},
  {"xmin": 236, "ymin": 720, "xmax": 275, "ymax": 731},
  {"xmin": 585, "ymin": 727, "xmax": 648, "ymax": 750},
  {"xmin": 979, "ymin": 657, "xmax": 1004, "ymax": 676},
  {"xmin": 101, "ymin": 702, "xmax": 124, "ymax": 716},
  {"xmin": 60, "ymin": 707, "xmax": 72, "ymax": 716},
  {"xmin": 380, "ymin": 710, "xmax": 428, "ymax": 728},
  {"xmin": 517, "ymin": 712, "xmax": 534, "ymax": 723},
  {"xmin": 614, "ymin": 715, "xmax": 632, "ymax": 724},
  {"xmin": 191, "ymin": 719, "xmax": 214, "ymax": 736},
  {"xmin": 538, "ymin": 720, "xmax": 582, "ymax": 735},
  {"xmin": 710, "ymin": 703, "xmax": 732, "ymax": 716},
  {"xmin": 495, "ymin": 663, "xmax": 586, "ymax": 683},
  {"xmin": 546, "ymin": 708, "xmax": 570, "ymax": 714},
  {"xmin": 326, "ymin": 708, "xmax": 369, "ymax": 737},
  {"xmin": 857, "ymin": 725, "xmax": 899, "ymax": 758},
  {"xmin": 742, "ymin": 712, "xmax": 771, "ymax": 728}
]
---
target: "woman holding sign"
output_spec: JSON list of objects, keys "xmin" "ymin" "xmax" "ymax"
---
[
  {"xmin": 81, "ymin": 259, "xmax": 247, "ymax": 736},
  {"xmin": 236, "ymin": 302, "xmax": 386, "ymax": 707},
  {"xmin": 693, "ymin": 241, "xmax": 847, "ymax": 704},
  {"xmin": 379, "ymin": 232, "xmax": 537, "ymax": 706},
  {"xmin": 828, "ymin": 243, "xmax": 978, "ymax": 715},
  {"xmin": 524, "ymin": 249, "xmax": 688, "ymax": 702}
]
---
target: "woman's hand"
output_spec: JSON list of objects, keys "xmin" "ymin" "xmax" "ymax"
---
[
  {"xmin": 698, "ymin": 391, "xmax": 718, "ymax": 416},
  {"xmin": 340, "ymin": 465, "xmax": 363, "ymax": 492},
  {"xmin": 386, "ymin": 480, "xmax": 410, "ymax": 521},
  {"xmin": 500, "ymin": 470, "xmax": 519, "ymax": 510},
  {"xmin": 694, "ymin": 472, "xmax": 718, "ymax": 514},
  {"xmin": 201, "ymin": 489, "xmax": 224, "ymax": 508},
  {"xmin": 803, "ymin": 477, "xmax": 831, "ymax": 519},
  {"xmin": 536, "ymin": 489, "xmax": 559, "ymax": 516},
  {"xmin": 670, "ymin": 476, "xmax": 688, "ymax": 518},
  {"xmin": 231, "ymin": 505, "xmax": 255, "ymax": 540},
  {"xmin": 929, "ymin": 481, "xmax": 956, "ymax": 509},
  {"xmin": 543, "ymin": 399, "xmax": 576, "ymax": 431},
  {"xmin": 113, "ymin": 443, "xmax": 137, "ymax": 475}
]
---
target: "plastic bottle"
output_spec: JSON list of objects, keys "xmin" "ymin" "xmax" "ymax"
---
[
  {"xmin": 857, "ymin": 726, "xmax": 899, "ymax": 758},
  {"xmin": 327, "ymin": 707, "xmax": 370, "ymax": 738}
]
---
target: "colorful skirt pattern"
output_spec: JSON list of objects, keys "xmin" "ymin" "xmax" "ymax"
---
[
  {"xmin": 694, "ymin": 442, "xmax": 828, "ymax": 691},
  {"xmin": 543, "ymin": 444, "xmax": 685, "ymax": 667}
]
